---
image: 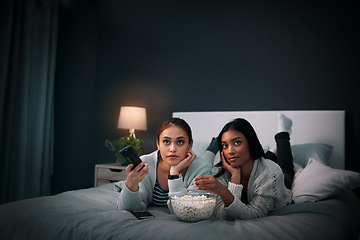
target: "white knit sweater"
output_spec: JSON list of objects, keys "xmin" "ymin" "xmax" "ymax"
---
[{"xmin": 209, "ymin": 154, "xmax": 292, "ymax": 220}]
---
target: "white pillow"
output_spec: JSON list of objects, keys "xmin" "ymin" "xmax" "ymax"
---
[{"xmin": 291, "ymin": 158, "xmax": 360, "ymax": 203}]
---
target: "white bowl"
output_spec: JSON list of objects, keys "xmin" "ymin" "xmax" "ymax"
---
[{"xmin": 169, "ymin": 192, "xmax": 217, "ymax": 222}]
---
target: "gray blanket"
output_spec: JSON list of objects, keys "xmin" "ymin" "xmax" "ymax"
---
[{"xmin": 0, "ymin": 184, "xmax": 359, "ymax": 240}]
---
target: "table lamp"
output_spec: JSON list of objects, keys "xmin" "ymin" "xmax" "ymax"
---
[{"xmin": 117, "ymin": 106, "xmax": 147, "ymax": 138}]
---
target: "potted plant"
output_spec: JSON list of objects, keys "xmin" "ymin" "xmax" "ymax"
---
[{"xmin": 104, "ymin": 136, "xmax": 146, "ymax": 166}]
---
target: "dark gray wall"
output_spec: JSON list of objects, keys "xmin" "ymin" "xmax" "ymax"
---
[
  {"xmin": 54, "ymin": 0, "xmax": 98, "ymax": 193},
  {"xmin": 53, "ymin": 0, "xmax": 360, "ymax": 194}
]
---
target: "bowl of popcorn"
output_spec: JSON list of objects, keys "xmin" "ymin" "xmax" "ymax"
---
[{"xmin": 169, "ymin": 192, "xmax": 217, "ymax": 222}]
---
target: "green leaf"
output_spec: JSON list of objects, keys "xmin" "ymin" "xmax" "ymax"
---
[{"xmin": 104, "ymin": 136, "xmax": 146, "ymax": 166}]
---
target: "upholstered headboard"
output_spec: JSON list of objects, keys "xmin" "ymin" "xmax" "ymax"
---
[{"xmin": 173, "ymin": 111, "xmax": 345, "ymax": 169}]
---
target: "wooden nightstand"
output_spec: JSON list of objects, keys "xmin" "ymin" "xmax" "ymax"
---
[{"xmin": 94, "ymin": 163, "xmax": 127, "ymax": 187}]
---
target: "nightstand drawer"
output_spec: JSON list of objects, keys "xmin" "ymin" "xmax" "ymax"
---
[
  {"xmin": 96, "ymin": 179, "xmax": 116, "ymax": 186},
  {"xmin": 97, "ymin": 168, "xmax": 127, "ymax": 181},
  {"xmin": 94, "ymin": 163, "xmax": 127, "ymax": 187}
]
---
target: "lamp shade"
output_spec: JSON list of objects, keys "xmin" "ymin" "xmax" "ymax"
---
[{"xmin": 117, "ymin": 106, "xmax": 147, "ymax": 131}]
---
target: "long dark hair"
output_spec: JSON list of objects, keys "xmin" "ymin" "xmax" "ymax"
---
[
  {"xmin": 156, "ymin": 117, "xmax": 193, "ymax": 144},
  {"xmin": 214, "ymin": 118, "xmax": 265, "ymax": 178}
]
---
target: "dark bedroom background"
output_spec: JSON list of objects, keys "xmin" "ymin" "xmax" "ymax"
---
[{"xmin": 1, "ymin": 0, "xmax": 359, "ymax": 201}]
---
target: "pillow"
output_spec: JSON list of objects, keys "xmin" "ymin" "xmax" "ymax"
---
[
  {"xmin": 291, "ymin": 143, "xmax": 333, "ymax": 168},
  {"xmin": 191, "ymin": 141, "xmax": 210, "ymax": 156},
  {"xmin": 291, "ymin": 158, "xmax": 360, "ymax": 203}
]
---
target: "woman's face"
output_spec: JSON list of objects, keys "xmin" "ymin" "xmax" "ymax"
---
[
  {"xmin": 157, "ymin": 125, "xmax": 193, "ymax": 166},
  {"xmin": 221, "ymin": 129, "xmax": 253, "ymax": 168}
]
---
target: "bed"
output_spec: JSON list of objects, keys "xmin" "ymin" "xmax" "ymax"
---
[{"xmin": 1, "ymin": 110, "xmax": 360, "ymax": 240}]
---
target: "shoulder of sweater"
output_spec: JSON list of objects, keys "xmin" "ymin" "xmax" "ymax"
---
[
  {"xmin": 255, "ymin": 158, "xmax": 283, "ymax": 176},
  {"xmin": 140, "ymin": 151, "xmax": 158, "ymax": 165},
  {"xmin": 250, "ymin": 159, "xmax": 286, "ymax": 194},
  {"xmin": 190, "ymin": 156, "xmax": 212, "ymax": 168},
  {"xmin": 263, "ymin": 158, "xmax": 283, "ymax": 170}
]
